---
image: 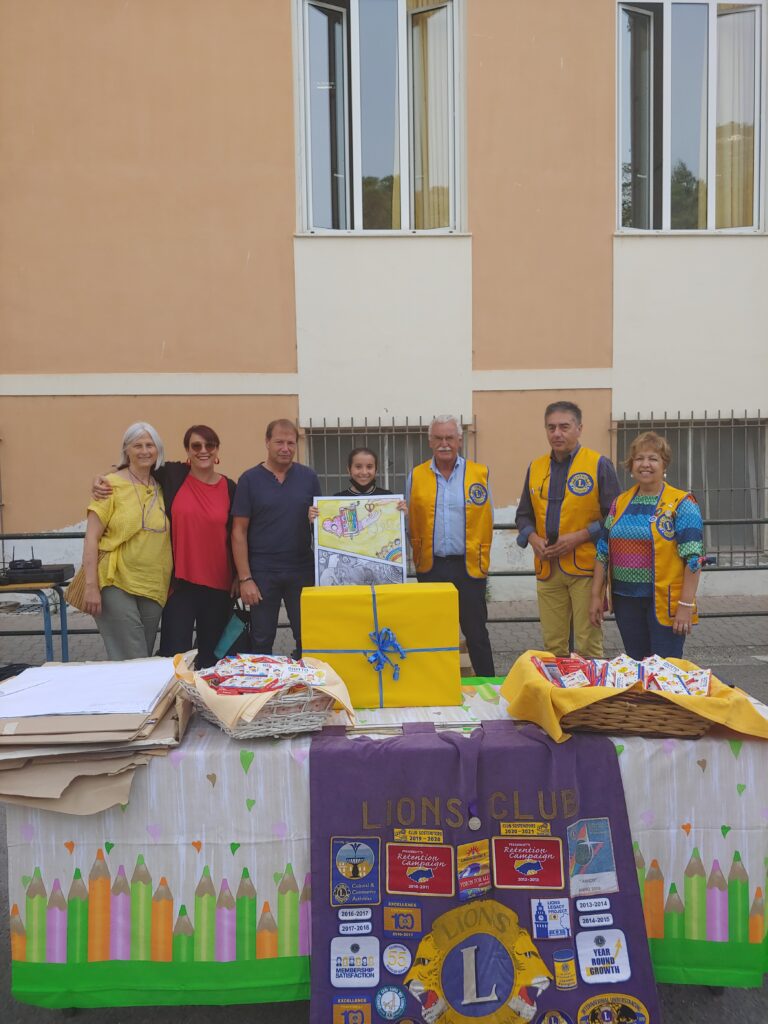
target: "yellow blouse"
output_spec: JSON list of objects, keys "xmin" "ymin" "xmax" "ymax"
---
[{"xmin": 87, "ymin": 474, "xmax": 172, "ymax": 606}]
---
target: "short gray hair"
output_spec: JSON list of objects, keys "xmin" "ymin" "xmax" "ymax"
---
[
  {"xmin": 428, "ymin": 414, "xmax": 462, "ymax": 438},
  {"xmin": 119, "ymin": 422, "xmax": 165, "ymax": 470}
]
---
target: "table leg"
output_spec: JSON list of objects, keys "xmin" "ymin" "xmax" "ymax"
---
[
  {"xmin": 31, "ymin": 589, "xmax": 54, "ymax": 662},
  {"xmin": 54, "ymin": 586, "xmax": 69, "ymax": 662}
]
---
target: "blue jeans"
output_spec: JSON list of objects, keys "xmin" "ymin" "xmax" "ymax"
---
[
  {"xmin": 612, "ymin": 593, "xmax": 685, "ymax": 661},
  {"xmin": 248, "ymin": 568, "xmax": 315, "ymax": 656}
]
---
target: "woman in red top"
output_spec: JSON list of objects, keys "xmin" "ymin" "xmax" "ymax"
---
[{"xmin": 95, "ymin": 424, "xmax": 236, "ymax": 667}]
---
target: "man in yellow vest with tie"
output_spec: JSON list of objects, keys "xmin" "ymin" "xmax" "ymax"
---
[
  {"xmin": 515, "ymin": 402, "xmax": 619, "ymax": 657},
  {"xmin": 407, "ymin": 415, "xmax": 495, "ymax": 677}
]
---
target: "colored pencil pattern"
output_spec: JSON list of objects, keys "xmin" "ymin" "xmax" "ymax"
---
[
  {"xmin": 46, "ymin": 879, "xmax": 67, "ymax": 964},
  {"xmin": 235, "ymin": 868, "xmax": 257, "ymax": 962},
  {"xmin": 11, "ymin": 853, "xmax": 311, "ymax": 966},
  {"xmin": 111, "ymin": 866, "xmax": 131, "ymax": 960},
  {"xmin": 277, "ymin": 863, "xmax": 299, "ymax": 957},
  {"xmin": 633, "ymin": 844, "xmax": 767, "ymax": 944},
  {"xmin": 87, "ymin": 848, "xmax": 111, "ymax": 962}
]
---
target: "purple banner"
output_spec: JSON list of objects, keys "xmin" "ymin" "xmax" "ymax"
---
[{"xmin": 310, "ymin": 721, "xmax": 661, "ymax": 1024}]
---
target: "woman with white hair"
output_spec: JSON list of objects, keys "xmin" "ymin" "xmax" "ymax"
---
[{"xmin": 81, "ymin": 422, "xmax": 172, "ymax": 659}]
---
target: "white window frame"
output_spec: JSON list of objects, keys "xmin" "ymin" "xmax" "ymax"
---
[
  {"xmin": 616, "ymin": 0, "xmax": 766, "ymax": 233},
  {"xmin": 294, "ymin": 0, "xmax": 464, "ymax": 234}
]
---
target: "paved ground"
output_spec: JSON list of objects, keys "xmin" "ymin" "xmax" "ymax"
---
[{"xmin": 1, "ymin": 596, "xmax": 767, "ymax": 1022}]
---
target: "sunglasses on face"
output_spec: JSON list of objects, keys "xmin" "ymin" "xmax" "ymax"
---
[{"xmin": 189, "ymin": 441, "xmax": 218, "ymax": 452}]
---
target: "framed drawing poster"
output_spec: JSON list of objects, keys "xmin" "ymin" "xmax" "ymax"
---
[{"xmin": 313, "ymin": 495, "xmax": 407, "ymax": 586}]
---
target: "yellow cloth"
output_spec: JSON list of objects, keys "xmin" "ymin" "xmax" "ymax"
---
[
  {"xmin": 88, "ymin": 474, "xmax": 172, "ymax": 606},
  {"xmin": 301, "ymin": 583, "xmax": 463, "ymax": 708},
  {"xmin": 528, "ymin": 447, "xmax": 602, "ymax": 580},
  {"xmin": 409, "ymin": 459, "xmax": 493, "ymax": 578},
  {"xmin": 612, "ymin": 482, "xmax": 699, "ymax": 628},
  {"xmin": 501, "ymin": 650, "xmax": 768, "ymax": 743}
]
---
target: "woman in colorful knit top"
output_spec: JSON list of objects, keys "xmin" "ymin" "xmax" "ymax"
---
[{"xmin": 589, "ymin": 432, "xmax": 704, "ymax": 659}]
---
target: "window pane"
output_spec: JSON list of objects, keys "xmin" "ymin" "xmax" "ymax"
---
[
  {"xmin": 619, "ymin": 8, "xmax": 653, "ymax": 228},
  {"xmin": 716, "ymin": 7, "xmax": 757, "ymax": 228},
  {"xmin": 308, "ymin": 3, "xmax": 349, "ymax": 229},
  {"xmin": 360, "ymin": 0, "xmax": 400, "ymax": 229},
  {"xmin": 671, "ymin": 4, "xmax": 708, "ymax": 229},
  {"xmin": 410, "ymin": 5, "xmax": 452, "ymax": 229}
]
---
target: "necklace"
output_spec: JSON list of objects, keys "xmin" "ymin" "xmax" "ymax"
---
[{"xmin": 127, "ymin": 467, "xmax": 152, "ymax": 488}]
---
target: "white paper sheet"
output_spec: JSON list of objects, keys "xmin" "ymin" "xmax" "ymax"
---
[{"xmin": 0, "ymin": 658, "xmax": 175, "ymax": 718}]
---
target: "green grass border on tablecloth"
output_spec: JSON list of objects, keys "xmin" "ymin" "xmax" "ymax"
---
[
  {"xmin": 649, "ymin": 937, "xmax": 768, "ymax": 987},
  {"xmin": 11, "ymin": 958, "xmax": 310, "ymax": 1008}
]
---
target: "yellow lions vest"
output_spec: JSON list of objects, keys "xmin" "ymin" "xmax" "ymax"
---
[
  {"xmin": 528, "ymin": 447, "xmax": 602, "ymax": 580},
  {"xmin": 409, "ymin": 459, "xmax": 493, "ymax": 579},
  {"xmin": 612, "ymin": 482, "xmax": 699, "ymax": 628}
]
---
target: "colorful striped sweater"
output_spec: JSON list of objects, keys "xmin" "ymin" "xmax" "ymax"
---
[{"xmin": 596, "ymin": 492, "xmax": 704, "ymax": 597}]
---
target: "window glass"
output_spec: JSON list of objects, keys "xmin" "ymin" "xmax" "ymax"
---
[
  {"xmin": 620, "ymin": 8, "xmax": 653, "ymax": 228},
  {"xmin": 716, "ymin": 6, "xmax": 757, "ymax": 227},
  {"xmin": 670, "ymin": 3, "xmax": 709, "ymax": 228},
  {"xmin": 360, "ymin": 0, "xmax": 401, "ymax": 229},
  {"xmin": 410, "ymin": 5, "xmax": 452, "ymax": 229},
  {"xmin": 308, "ymin": 3, "xmax": 350, "ymax": 229}
]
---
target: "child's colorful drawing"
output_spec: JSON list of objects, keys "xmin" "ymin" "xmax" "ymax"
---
[{"xmin": 314, "ymin": 496, "xmax": 406, "ymax": 586}]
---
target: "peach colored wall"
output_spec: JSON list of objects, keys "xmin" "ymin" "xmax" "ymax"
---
[
  {"xmin": 473, "ymin": 390, "xmax": 614, "ymax": 508},
  {"xmin": 0, "ymin": 0, "xmax": 296, "ymax": 374},
  {"xmin": 0, "ymin": 395, "xmax": 299, "ymax": 531},
  {"xmin": 468, "ymin": 1, "xmax": 615, "ymax": 370}
]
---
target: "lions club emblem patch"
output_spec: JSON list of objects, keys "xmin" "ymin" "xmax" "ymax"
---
[
  {"xmin": 654, "ymin": 513, "xmax": 675, "ymax": 540},
  {"xmin": 468, "ymin": 483, "xmax": 489, "ymax": 506},
  {"xmin": 403, "ymin": 899, "xmax": 552, "ymax": 1023},
  {"xmin": 567, "ymin": 473, "xmax": 594, "ymax": 496}
]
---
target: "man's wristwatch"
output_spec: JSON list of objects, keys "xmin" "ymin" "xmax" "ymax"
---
[{"xmin": 239, "ymin": 576, "xmax": 254, "ymax": 583}]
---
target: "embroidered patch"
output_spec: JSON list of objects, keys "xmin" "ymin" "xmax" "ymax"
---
[
  {"xmin": 567, "ymin": 472, "xmax": 594, "ymax": 496},
  {"xmin": 468, "ymin": 482, "xmax": 489, "ymax": 505},
  {"xmin": 655, "ymin": 513, "xmax": 675, "ymax": 540}
]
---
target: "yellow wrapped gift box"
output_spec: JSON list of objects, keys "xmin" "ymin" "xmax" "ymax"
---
[{"xmin": 301, "ymin": 583, "xmax": 462, "ymax": 708}]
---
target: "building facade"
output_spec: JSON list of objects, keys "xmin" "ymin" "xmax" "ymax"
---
[{"xmin": 1, "ymin": 1, "xmax": 765, "ymax": 572}]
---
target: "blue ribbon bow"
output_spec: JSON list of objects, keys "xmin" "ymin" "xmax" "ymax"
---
[{"xmin": 366, "ymin": 627, "xmax": 407, "ymax": 681}]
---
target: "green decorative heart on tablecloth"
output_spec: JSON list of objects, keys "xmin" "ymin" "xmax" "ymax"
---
[
  {"xmin": 120, "ymin": 804, "xmax": 129, "ymax": 812},
  {"xmin": 737, "ymin": 783, "xmax": 746, "ymax": 796},
  {"xmin": 721, "ymin": 825, "xmax": 732, "ymax": 838},
  {"xmin": 230, "ymin": 842, "xmax": 241, "ymax": 855},
  {"xmin": 104, "ymin": 842, "xmax": 115, "ymax": 855},
  {"xmin": 246, "ymin": 798, "xmax": 256, "ymax": 812},
  {"xmin": 240, "ymin": 750, "xmax": 255, "ymax": 775},
  {"xmin": 21, "ymin": 875, "xmax": 32, "ymax": 889},
  {"xmin": 614, "ymin": 744, "xmax": 625, "ymax": 756},
  {"xmin": 729, "ymin": 740, "xmax": 743, "ymax": 758}
]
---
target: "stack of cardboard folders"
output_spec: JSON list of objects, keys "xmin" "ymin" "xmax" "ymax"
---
[{"xmin": 0, "ymin": 656, "xmax": 192, "ymax": 814}]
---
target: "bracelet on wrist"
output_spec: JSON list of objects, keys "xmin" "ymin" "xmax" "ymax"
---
[
  {"xmin": 239, "ymin": 576, "xmax": 254, "ymax": 584},
  {"xmin": 677, "ymin": 600, "xmax": 696, "ymax": 608}
]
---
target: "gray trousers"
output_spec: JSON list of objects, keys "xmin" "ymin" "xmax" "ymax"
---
[{"xmin": 97, "ymin": 586, "xmax": 163, "ymax": 660}]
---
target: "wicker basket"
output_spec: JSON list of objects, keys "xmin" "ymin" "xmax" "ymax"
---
[
  {"xmin": 177, "ymin": 678, "xmax": 335, "ymax": 739},
  {"xmin": 559, "ymin": 689, "xmax": 712, "ymax": 739}
]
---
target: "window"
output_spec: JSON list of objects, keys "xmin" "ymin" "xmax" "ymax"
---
[
  {"xmin": 299, "ymin": 0, "xmax": 460, "ymax": 231},
  {"xmin": 303, "ymin": 417, "xmax": 474, "ymax": 494},
  {"xmin": 618, "ymin": 1, "xmax": 763, "ymax": 230}
]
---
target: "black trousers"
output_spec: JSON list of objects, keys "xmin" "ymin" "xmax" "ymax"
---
[
  {"xmin": 417, "ymin": 556, "xmax": 495, "ymax": 677},
  {"xmin": 159, "ymin": 580, "xmax": 232, "ymax": 669},
  {"xmin": 248, "ymin": 568, "xmax": 315, "ymax": 656}
]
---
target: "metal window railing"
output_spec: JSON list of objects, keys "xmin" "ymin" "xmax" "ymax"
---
[{"xmin": 612, "ymin": 411, "xmax": 767, "ymax": 568}]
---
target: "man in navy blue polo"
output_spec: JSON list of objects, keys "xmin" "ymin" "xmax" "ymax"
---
[{"xmin": 231, "ymin": 419, "xmax": 320, "ymax": 656}]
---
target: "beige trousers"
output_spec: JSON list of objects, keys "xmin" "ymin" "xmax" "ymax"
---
[{"xmin": 536, "ymin": 561, "xmax": 604, "ymax": 658}]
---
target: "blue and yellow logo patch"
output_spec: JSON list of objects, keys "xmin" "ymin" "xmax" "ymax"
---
[
  {"xmin": 655, "ymin": 513, "xmax": 675, "ymax": 540},
  {"xmin": 567, "ymin": 472, "xmax": 594, "ymax": 496},
  {"xmin": 468, "ymin": 483, "xmax": 489, "ymax": 506}
]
